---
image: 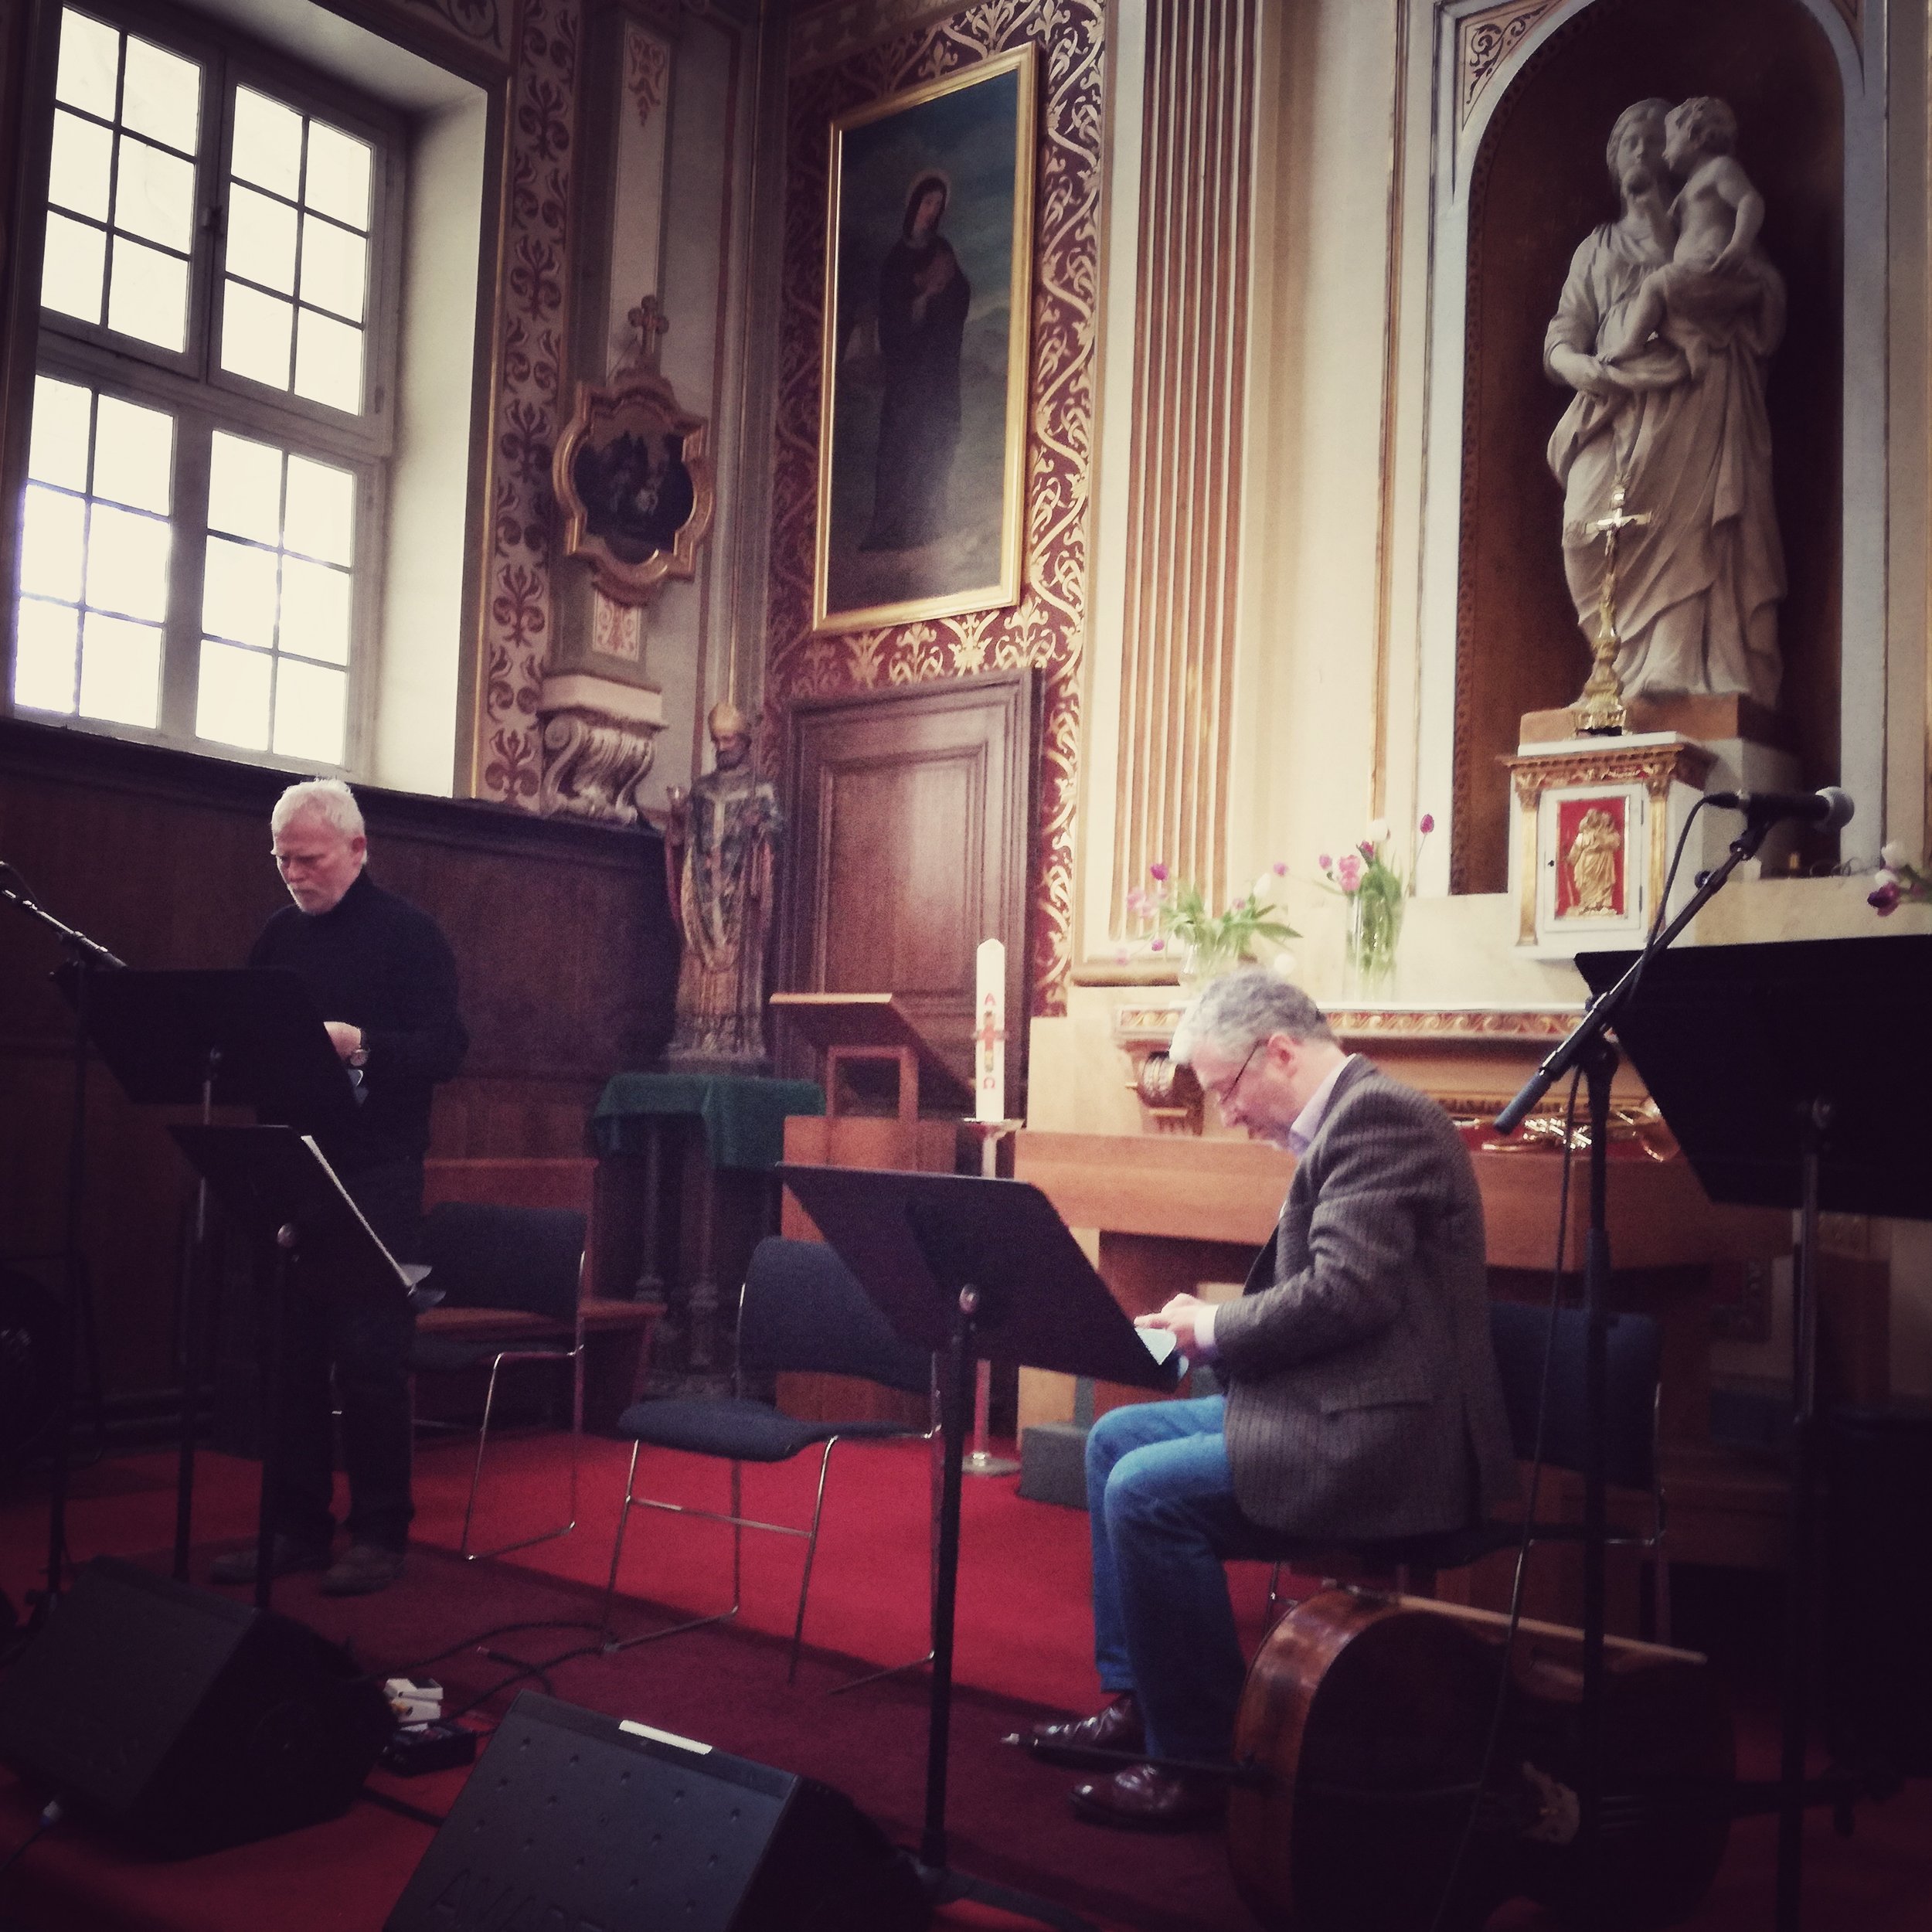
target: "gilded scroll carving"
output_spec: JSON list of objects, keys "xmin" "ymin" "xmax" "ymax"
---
[{"xmin": 537, "ymin": 702, "xmax": 661, "ymax": 824}]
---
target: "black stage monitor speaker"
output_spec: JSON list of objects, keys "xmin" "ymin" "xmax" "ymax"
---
[
  {"xmin": 0, "ymin": 1555, "xmax": 393, "ymax": 1855},
  {"xmin": 385, "ymin": 1691, "xmax": 930, "ymax": 1932}
]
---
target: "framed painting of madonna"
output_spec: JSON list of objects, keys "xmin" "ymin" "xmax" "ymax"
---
[{"xmin": 813, "ymin": 45, "xmax": 1037, "ymax": 634}]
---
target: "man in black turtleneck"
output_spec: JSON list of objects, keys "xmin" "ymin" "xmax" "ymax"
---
[{"xmin": 209, "ymin": 778, "xmax": 467, "ymax": 1597}]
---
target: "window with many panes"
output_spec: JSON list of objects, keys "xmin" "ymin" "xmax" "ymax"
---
[{"xmin": 15, "ymin": 2, "xmax": 397, "ymax": 769}]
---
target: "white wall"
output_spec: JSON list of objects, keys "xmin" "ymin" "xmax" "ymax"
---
[{"xmin": 373, "ymin": 92, "xmax": 485, "ymax": 796}]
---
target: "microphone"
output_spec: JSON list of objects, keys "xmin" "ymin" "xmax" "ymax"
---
[{"xmin": 1703, "ymin": 786, "xmax": 1854, "ymax": 831}]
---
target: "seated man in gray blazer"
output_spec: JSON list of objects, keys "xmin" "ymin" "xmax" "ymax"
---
[{"xmin": 1028, "ymin": 970, "xmax": 1518, "ymax": 1829}]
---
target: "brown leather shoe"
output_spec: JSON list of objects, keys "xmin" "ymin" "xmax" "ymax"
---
[
  {"xmin": 1069, "ymin": 1762, "xmax": 1226, "ymax": 1832},
  {"xmin": 319, "ymin": 1543, "xmax": 406, "ymax": 1596},
  {"xmin": 1022, "ymin": 1693, "xmax": 1144, "ymax": 1764}
]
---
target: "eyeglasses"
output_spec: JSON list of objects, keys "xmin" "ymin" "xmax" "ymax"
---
[{"xmin": 1200, "ymin": 1040, "xmax": 1261, "ymax": 1112}]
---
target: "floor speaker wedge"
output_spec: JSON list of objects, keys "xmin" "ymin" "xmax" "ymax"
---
[
  {"xmin": 384, "ymin": 1691, "xmax": 930, "ymax": 1932},
  {"xmin": 0, "ymin": 1555, "xmax": 393, "ymax": 1855}
]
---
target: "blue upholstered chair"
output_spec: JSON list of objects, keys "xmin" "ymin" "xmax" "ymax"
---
[
  {"xmin": 600, "ymin": 1236, "xmax": 936, "ymax": 1682},
  {"xmin": 408, "ymin": 1202, "xmax": 588, "ymax": 1562}
]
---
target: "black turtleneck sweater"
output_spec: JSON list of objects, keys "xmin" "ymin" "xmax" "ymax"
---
[{"xmin": 249, "ymin": 869, "xmax": 468, "ymax": 1174}]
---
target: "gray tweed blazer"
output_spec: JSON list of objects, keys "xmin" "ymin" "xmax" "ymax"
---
[{"xmin": 1211, "ymin": 1057, "xmax": 1518, "ymax": 1539}]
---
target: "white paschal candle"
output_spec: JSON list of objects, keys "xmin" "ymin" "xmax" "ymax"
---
[{"xmin": 975, "ymin": 937, "xmax": 1005, "ymax": 1122}]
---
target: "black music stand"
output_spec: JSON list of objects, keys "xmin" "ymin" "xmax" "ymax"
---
[
  {"xmin": 777, "ymin": 1165, "xmax": 1182, "ymax": 1932},
  {"xmin": 66, "ymin": 968, "xmax": 358, "ymax": 1581},
  {"xmin": 168, "ymin": 1124, "xmax": 413, "ymax": 1611},
  {"xmin": 1574, "ymin": 934, "xmax": 1932, "ymax": 1932}
]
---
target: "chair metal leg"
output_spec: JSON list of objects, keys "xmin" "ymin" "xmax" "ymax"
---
[
  {"xmin": 785, "ymin": 1440, "xmax": 841, "ymax": 1685},
  {"xmin": 457, "ymin": 1356, "xmax": 498, "ymax": 1559},
  {"xmin": 459, "ymin": 1348, "xmax": 582, "ymax": 1563},
  {"xmin": 601, "ymin": 1450, "xmax": 749, "ymax": 1653},
  {"xmin": 829, "ymin": 1430, "xmax": 940, "ymax": 1696},
  {"xmin": 600, "ymin": 1440, "xmax": 641, "ymax": 1636}
]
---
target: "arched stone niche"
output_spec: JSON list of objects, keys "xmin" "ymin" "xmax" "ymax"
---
[{"xmin": 1417, "ymin": 0, "xmax": 1875, "ymax": 894}]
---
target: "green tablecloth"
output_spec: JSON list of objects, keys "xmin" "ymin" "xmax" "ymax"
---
[{"xmin": 592, "ymin": 1072, "xmax": 825, "ymax": 1172}]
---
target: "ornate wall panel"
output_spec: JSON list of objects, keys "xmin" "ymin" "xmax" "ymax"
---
[
  {"xmin": 474, "ymin": 0, "xmax": 582, "ymax": 803},
  {"xmin": 764, "ymin": 0, "xmax": 1104, "ymax": 1017},
  {"xmin": 393, "ymin": 0, "xmax": 516, "ymax": 66},
  {"xmin": 1108, "ymin": 0, "xmax": 1257, "ymax": 935}
]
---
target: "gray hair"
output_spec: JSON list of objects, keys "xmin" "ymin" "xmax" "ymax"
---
[
  {"xmin": 270, "ymin": 777, "xmax": 365, "ymax": 840},
  {"xmin": 1169, "ymin": 968, "xmax": 1335, "ymax": 1066},
  {"xmin": 1604, "ymin": 97, "xmax": 1669, "ymax": 189}
]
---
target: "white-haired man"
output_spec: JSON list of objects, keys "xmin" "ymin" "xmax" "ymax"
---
[
  {"xmin": 209, "ymin": 778, "xmax": 467, "ymax": 1596},
  {"xmin": 1027, "ymin": 970, "xmax": 1516, "ymax": 1828}
]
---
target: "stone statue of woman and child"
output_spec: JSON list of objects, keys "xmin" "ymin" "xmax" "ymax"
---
[{"xmin": 1545, "ymin": 94, "xmax": 1787, "ymax": 710}]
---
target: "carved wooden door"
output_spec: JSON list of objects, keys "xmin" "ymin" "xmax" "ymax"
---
[{"xmin": 780, "ymin": 670, "xmax": 1036, "ymax": 1101}]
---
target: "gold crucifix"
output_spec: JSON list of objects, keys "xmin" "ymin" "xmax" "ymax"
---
[{"xmin": 1572, "ymin": 478, "xmax": 1651, "ymax": 736}]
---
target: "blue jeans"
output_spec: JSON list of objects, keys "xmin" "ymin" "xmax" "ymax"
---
[{"xmin": 1087, "ymin": 1395, "xmax": 1282, "ymax": 1765}]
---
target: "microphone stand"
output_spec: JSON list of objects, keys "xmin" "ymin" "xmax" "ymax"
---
[
  {"xmin": 0, "ymin": 868, "xmax": 124, "ymax": 1620},
  {"xmin": 1494, "ymin": 813, "xmax": 1770, "ymax": 1924}
]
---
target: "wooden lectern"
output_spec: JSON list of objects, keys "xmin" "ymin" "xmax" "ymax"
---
[{"xmin": 770, "ymin": 993, "xmax": 970, "ymax": 1123}]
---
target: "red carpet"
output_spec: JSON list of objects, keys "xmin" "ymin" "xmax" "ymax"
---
[{"xmin": 3, "ymin": 1433, "xmax": 1930, "ymax": 1931}]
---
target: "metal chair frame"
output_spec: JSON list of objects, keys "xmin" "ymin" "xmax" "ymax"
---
[
  {"xmin": 600, "ymin": 1259, "xmax": 938, "ymax": 1686},
  {"xmin": 411, "ymin": 1240, "xmax": 587, "ymax": 1563}
]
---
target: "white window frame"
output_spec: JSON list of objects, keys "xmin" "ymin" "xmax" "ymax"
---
[{"xmin": 20, "ymin": 0, "xmax": 406, "ymax": 772}]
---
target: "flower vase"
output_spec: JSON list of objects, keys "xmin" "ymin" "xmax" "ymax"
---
[
  {"xmin": 1178, "ymin": 937, "xmax": 1244, "ymax": 992},
  {"xmin": 1344, "ymin": 886, "xmax": 1403, "ymax": 995}
]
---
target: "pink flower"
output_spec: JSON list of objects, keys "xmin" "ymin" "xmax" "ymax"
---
[
  {"xmin": 1272, "ymin": 860, "xmax": 1287, "ymax": 876},
  {"xmin": 1337, "ymin": 853, "xmax": 1363, "ymax": 893},
  {"xmin": 1230, "ymin": 897, "xmax": 1247, "ymax": 912},
  {"xmin": 1149, "ymin": 861, "xmax": 1169, "ymax": 882},
  {"xmin": 1125, "ymin": 887, "xmax": 1151, "ymax": 918},
  {"xmin": 1317, "ymin": 853, "xmax": 1332, "ymax": 872},
  {"xmin": 1870, "ymin": 881, "xmax": 1903, "ymax": 915},
  {"xmin": 1419, "ymin": 814, "xmax": 1435, "ymax": 835},
  {"xmin": 1358, "ymin": 841, "xmax": 1375, "ymax": 860},
  {"xmin": 1150, "ymin": 936, "xmax": 1165, "ymax": 950}
]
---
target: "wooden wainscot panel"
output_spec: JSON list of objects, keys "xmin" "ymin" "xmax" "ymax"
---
[
  {"xmin": 0, "ymin": 719, "xmax": 676, "ymax": 1422},
  {"xmin": 1014, "ymin": 1129, "xmax": 1291, "ymax": 1247}
]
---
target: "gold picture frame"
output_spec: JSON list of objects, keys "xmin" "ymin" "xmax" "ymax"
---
[
  {"xmin": 813, "ymin": 45, "xmax": 1038, "ymax": 634},
  {"xmin": 553, "ymin": 366, "xmax": 715, "ymax": 607}
]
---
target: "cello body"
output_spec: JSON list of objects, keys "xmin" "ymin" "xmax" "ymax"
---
[{"xmin": 1229, "ymin": 1590, "xmax": 1734, "ymax": 1932}]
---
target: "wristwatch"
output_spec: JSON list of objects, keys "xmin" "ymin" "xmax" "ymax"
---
[{"xmin": 347, "ymin": 1032, "xmax": 370, "ymax": 1069}]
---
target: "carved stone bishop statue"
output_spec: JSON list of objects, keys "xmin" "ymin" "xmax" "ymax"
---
[
  {"xmin": 1544, "ymin": 95, "xmax": 1787, "ymax": 709},
  {"xmin": 663, "ymin": 701, "xmax": 783, "ymax": 1070}
]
